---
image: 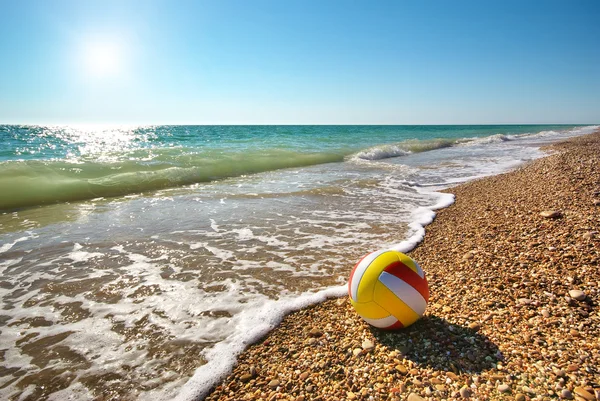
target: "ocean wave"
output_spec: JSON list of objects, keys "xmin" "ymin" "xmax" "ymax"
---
[
  {"xmin": 351, "ymin": 138, "xmax": 456, "ymax": 161},
  {"xmin": 458, "ymin": 134, "xmax": 515, "ymax": 146},
  {"xmin": 0, "ymin": 149, "xmax": 345, "ymax": 210}
]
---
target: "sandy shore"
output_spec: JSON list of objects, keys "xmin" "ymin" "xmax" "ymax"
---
[{"xmin": 204, "ymin": 132, "xmax": 600, "ymax": 401}]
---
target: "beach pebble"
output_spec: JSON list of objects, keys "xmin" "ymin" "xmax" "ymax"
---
[
  {"xmin": 468, "ymin": 322, "xmax": 480, "ymax": 331},
  {"xmin": 299, "ymin": 371, "xmax": 309, "ymax": 380},
  {"xmin": 240, "ymin": 373, "xmax": 253, "ymax": 383},
  {"xmin": 395, "ymin": 364, "xmax": 408, "ymax": 374},
  {"xmin": 568, "ymin": 289, "xmax": 586, "ymax": 301},
  {"xmin": 308, "ymin": 328, "xmax": 323, "ymax": 337},
  {"xmin": 407, "ymin": 393, "xmax": 425, "ymax": 401},
  {"xmin": 268, "ymin": 379, "xmax": 280, "ymax": 389},
  {"xmin": 498, "ymin": 384, "xmax": 511, "ymax": 393},
  {"xmin": 540, "ymin": 210, "xmax": 562, "ymax": 218},
  {"xmin": 560, "ymin": 389, "xmax": 573, "ymax": 399},
  {"xmin": 515, "ymin": 394, "xmax": 526, "ymax": 401},
  {"xmin": 352, "ymin": 348, "xmax": 362, "ymax": 356},
  {"xmin": 460, "ymin": 386, "xmax": 471, "ymax": 398},
  {"xmin": 573, "ymin": 387, "xmax": 595, "ymax": 400},
  {"xmin": 447, "ymin": 372, "xmax": 459, "ymax": 381},
  {"xmin": 361, "ymin": 339, "xmax": 375, "ymax": 351},
  {"xmin": 522, "ymin": 385, "xmax": 535, "ymax": 395}
]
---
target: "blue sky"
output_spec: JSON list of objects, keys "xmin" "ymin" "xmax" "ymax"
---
[{"xmin": 0, "ymin": 0, "xmax": 598, "ymax": 124}]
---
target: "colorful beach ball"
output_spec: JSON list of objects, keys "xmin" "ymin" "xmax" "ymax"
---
[{"xmin": 348, "ymin": 250, "xmax": 429, "ymax": 329}]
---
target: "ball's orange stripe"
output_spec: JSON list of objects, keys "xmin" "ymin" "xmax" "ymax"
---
[{"xmin": 384, "ymin": 261, "xmax": 429, "ymax": 302}]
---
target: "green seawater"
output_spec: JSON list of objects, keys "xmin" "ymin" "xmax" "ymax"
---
[{"xmin": 0, "ymin": 124, "xmax": 585, "ymax": 210}]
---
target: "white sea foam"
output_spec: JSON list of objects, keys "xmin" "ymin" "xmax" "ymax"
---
[
  {"xmin": 173, "ymin": 285, "xmax": 346, "ymax": 401},
  {"xmin": 0, "ymin": 235, "xmax": 30, "ymax": 253}
]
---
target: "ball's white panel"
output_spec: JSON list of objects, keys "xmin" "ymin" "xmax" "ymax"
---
[
  {"xmin": 361, "ymin": 314, "xmax": 398, "ymax": 329},
  {"xmin": 378, "ymin": 271, "xmax": 427, "ymax": 316},
  {"xmin": 413, "ymin": 259, "xmax": 425, "ymax": 279},
  {"xmin": 349, "ymin": 249, "xmax": 387, "ymax": 302}
]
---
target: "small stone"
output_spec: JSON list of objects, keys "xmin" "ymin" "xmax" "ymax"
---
[
  {"xmin": 540, "ymin": 210, "xmax": 562, "ymax": 218},
  {"xmin": 395, "ymin": 364, "xmax": 408, "ymax": 374},
  {"xmin": 299, "ymin": 371, "xmax": 309, "ymax": 380},
  {"xmin": 407, "ymin": 393, "xmax": 425, "ymax": 401},
  {"xmin": 517, "ymin": 298, "xmax": 533, "ymax": 305},
  {"xmin": 336, "ymin": 298, "xmax": 346, "ymax": 306},
  {"xmin": 240, "ymin": 373, "xmax": 253, "ymax": 383},
  {"xmin": 568, "ymin": 289, "xmax": 586, "ymax": 301},
  {"xmin": 361, "ymin": 339, "xmax": 375, "ymax": 351},
  {"xmin": 268, "ymin": 379, "xmax": 280, "ymax": 389},
  {"xmin": 593, "ymin": 199, "xmax": 600, "ymax": 206},
  {"xmin": 352, "ymin": 348, "xmax": 362, "ymax": 356},
  {"xmin": 468, "ymin": 322, "xmax": 481, "ymax": 331},
  {"xmin": 463, "ymin": 252, "xmax": 474, "ymax": 260},
  {"xmin": 296, "ymin": 396, "xmax": 305, "ymax": 401},
  {"xmin": 515, "ymin": 394, "xmax": 526, "ymax": 401},
  {"xmin": 541, "ymin": 309, "xmax": 550, "ymax": 318},
  {"xmin": 460, "ymin": 386, "xmax": 471, "ymax": 398},
  {"xmin": 308, "ymin": 328, "xmax": 323, "ymax": 337},
  {"xmin": 498, "ymin": 384, "xmax": 511, "ymax": 393},
  {"xmin": 560, "ymin": 389, "xmax": 573, "ymax": 399},
  {"xmin": 431, "ymin": 378, "xmax": 444, "ymax": 385},
  {"xmin": 567, "ymin": 363, "xmax": 579, "ymax": 371},
  {"xmin": 573, "ymin": 387, "xmax": 595, "ymax": 400},
  {"xmin": 522, "ymin": 385, "xmax": 535, "ymax": 395},
  {"xmin": 447, "ymin": 372, "xmax": 459, "ymax": 381},
  {"xmin": 347, "ymin": 391, "xmax": 357, "ymax": 400}
]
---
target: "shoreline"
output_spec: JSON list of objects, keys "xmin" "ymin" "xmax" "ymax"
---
[{"xmin": 202, "ymin": 131, "xmax": 600, "ymax": 401}]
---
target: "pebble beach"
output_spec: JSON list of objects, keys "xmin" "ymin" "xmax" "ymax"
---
[{"xmin": 204, "ymin": 131, "xmax": 600, "ymax": 401}]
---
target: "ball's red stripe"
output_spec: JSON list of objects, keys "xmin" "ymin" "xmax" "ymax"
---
[
  {"xmin": 383, "ymin": 261, "xmax": 429, "ymax": 302},
  {"xmin": 386, "ymin": 320, "xmax": 405, "ymax": 330}
]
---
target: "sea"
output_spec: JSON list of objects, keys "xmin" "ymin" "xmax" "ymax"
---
[{"xmin": 0, "ymin": 124, "xmax": 597, "ymax": 400}]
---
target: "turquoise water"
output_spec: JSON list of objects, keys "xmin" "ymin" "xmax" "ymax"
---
[
  {"xmin": 0, "ymin": 124, "xmax": 597, "ymax": 400},
  {"xmin": 0, "ymin": 124, "xmax": 582, "ymax": 210}
]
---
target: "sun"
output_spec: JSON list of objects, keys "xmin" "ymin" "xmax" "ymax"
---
[{"xmin": 82, "ymin": 41, "xmax": 122, "ymax": 78}]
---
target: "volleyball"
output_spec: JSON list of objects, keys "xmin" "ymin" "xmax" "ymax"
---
[{"xmin": 348, "ymin": 250, "xmax": 429, "ymax": 329}]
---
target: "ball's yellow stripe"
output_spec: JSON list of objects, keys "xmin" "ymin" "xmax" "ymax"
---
[
  {"xmin": 350, "ymin": 299, "xmax": 391, "ymax": 319},
  {"xmin": 357, "ymin": 251, "xmax": 400, "ymax": 302},
  {"xmin": 398, "ymin": 252, "xmax": 424, "ymax": 278},
  {"xmin": 373, "ymin": 281, "xmax": 421, "ymax": 327}
]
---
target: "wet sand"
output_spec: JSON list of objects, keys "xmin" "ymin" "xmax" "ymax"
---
[{"xmin": 204, "ymin": 131, "xmax": 600, "ymax": 401}]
